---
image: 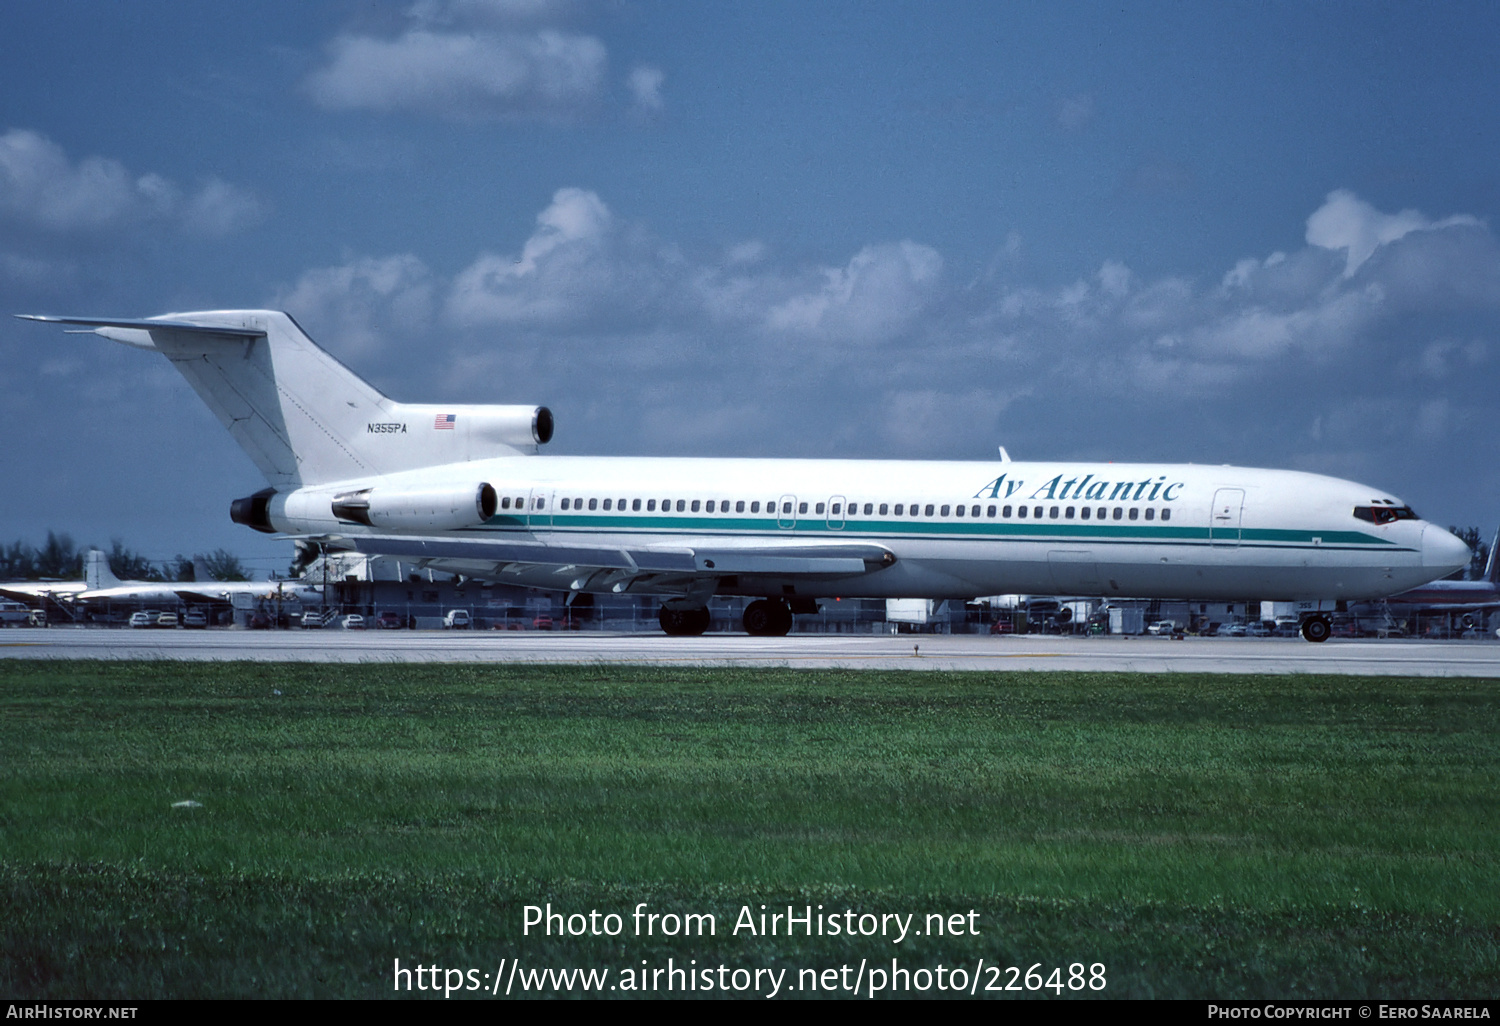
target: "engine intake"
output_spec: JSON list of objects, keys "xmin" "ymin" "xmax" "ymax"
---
[{"xmin": 331, "ymin": 482, "xmax": 497, "ymax": 530}]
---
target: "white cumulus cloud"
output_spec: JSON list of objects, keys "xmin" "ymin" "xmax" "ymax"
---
[
  {"xmin": 764, "ymin": 241, "xmax": 943, "ymax": 344},
  {"xmin": 307, "ymin": 22, "xmax": 606, "ymax": 120},
  {"xmin": 628, "ymin": 65, "xmax": 665, "ymax": 112},
  {"xmin": 0, "ymin": 129, "xmax": 261, "ymax": 236},
  {"xmin": 1306, "ymin": 188, "xmax": 1479, "ymax": 278},
  {"xmin": 273, "ymin": 254, "xmax": 435, "ymax": 357}
]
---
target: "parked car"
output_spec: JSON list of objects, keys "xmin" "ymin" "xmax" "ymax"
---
[
  {"xmin": 27, "ymin": 609, "xmax": 47, "ymax": 627},
  {"xmin": 156, "ymin": 612, "xmax": 179, "ymax": 628},
  {"xmin": 1222, "ymin": 623, "xmax": 1248, "ymax": 637},
  {"xmin": 1146, "ymin": 620, "xmax": 1179, "ymax": 636},
  {"xmin": 375, "ymin": 611, "xmax": 404, "ymax": 630},
  {"xmin": 301, "ymin": 611, "xmax": 326, "ymax": 629},
  {"xmin": 247, "ymin": 611, "xmax": 272, "ymax": 630},
  {"xmin": 1246, "ymin": 623, "xmax": 1272, "ymax": 637},
  {"xmin": 182, "ymin": 610, "xmax": 209, "ymax": 629},
  {"xmin": 341, "ymin": 614, "xmax": 366, "ymax": 630},
  {"xmin": 444, "ymin": 609, "xmax": 472, "ymax": 629},
  {"xmin": 129, "ymin": 611, "xmax": 154, "ymax": 629},
  {"xmin": 531, "ymin": 615, "xmax": 553, "ymax": 631}
]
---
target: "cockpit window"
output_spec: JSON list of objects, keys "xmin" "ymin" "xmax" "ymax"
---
[{"xmin": 1353, "ymin": 505, "xmax": 1418, "ymax": 525}]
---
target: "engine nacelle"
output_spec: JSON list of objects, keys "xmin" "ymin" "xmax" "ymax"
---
[
  {"xmin": 230, "ymin": 488, "xmax": 278, "ymax": 534},
  {"xmin": 331, "ymin": 483, "xmax": 498, "ymax": 530}
]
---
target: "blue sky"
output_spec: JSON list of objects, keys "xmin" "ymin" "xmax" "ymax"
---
[{"xmin": 2, "ymin": 0, "xmax": 1499, "ymax": 574}]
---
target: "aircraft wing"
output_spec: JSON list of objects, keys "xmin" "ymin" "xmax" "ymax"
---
[
  {"xmin": 0, "ymin": 583, "xmax": 85, "ymax": 602},
  {"xmin": 348, "ymin": 536, "xmax": 895, "ymax": 579}
]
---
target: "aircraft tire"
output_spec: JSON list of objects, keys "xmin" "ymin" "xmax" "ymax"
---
[
  {"xmin": 659, "ymin": 604, "xmax": 711, "ymax": 636},
  {"xmin": 1301, "ymin": 615, "xmax": 1332, "ymax": 643},
  {"xmin": 743, "ymin": 599, "xmax": 792, "ymax": 637}
]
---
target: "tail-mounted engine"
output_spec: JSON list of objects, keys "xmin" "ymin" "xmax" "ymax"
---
[{"xmin": 331, "ymin": 483, "xmax": 498, "ymax": 530}]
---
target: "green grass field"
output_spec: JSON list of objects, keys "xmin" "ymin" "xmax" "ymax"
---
[{"xmin": 1, "ymin": 660, "xmax": 1497, "ymax": 999}]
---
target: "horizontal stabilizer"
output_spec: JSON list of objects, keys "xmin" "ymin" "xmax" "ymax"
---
[{"xmin": 16, "ymin": 314, "xmax": 266, "ymax": 339}]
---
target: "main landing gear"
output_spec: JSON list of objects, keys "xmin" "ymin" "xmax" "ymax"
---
[
  {"xmin": 657, "ymin": 599, "xmax": 797, "ymax": 637},
  {"xmin": 658, "ymin": 604, "xmax": 711, "ymax": 636},
  {"xmin": 1300, "ymin": 615, "xmax": 1332, "ymax": 643},
  {"xmin": 741, "ymin": 599, "xmax": 793, "ymax": 637}
]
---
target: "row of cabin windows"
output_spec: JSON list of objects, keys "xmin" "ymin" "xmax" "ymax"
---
[{"xmin": 497, "ymin": 494, "xmax": 1171, "ymax": 522}]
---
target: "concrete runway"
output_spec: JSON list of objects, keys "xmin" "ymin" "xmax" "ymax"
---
[{"xmin": 2, "ymin": 627, "xmax": 1499, "ymax": 675}]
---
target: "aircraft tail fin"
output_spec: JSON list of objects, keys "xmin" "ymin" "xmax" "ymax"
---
[
  {"xmin": 192, "ymin": 555, "xmax": 213, "ymax": 583},
  {"xmin": 1486, "ymin": 527, "xmax": 1500, "ymax": 585},
  {"xmin": 85, "ymin": 549, "xmax": 121, "ymax": 590},
  {"xmin": 18, "ymin": 311, "xmax": 552, "ymax": 488}
]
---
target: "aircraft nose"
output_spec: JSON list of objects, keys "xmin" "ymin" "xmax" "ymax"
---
[{"xmin": 1422, "ymin": 524, "xmax": 1473, "ymax": 572}]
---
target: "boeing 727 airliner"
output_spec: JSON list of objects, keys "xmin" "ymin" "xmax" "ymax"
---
[{"xmin": 18, "ymin": 310, "xmax": 1471, "ymax": 641}]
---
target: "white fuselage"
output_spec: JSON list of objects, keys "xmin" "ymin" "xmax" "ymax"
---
[{"xmin": 265, "ymin": 456, "xmax": 1469, "ymax": 603}]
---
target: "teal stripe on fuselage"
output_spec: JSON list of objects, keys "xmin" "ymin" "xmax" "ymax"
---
[{"xmin": 470, "ymin": 513, "xmax": 1402, "ymax": 551}]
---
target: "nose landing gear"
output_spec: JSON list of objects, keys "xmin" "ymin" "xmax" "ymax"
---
[{"xmin": 1300, "ymin": 615, "xmax": 1332, "ymax": 643}]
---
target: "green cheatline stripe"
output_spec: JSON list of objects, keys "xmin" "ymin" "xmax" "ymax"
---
[{"xmin": 475, "ymin": 514, "xmax": 1400, "ymax": 549}]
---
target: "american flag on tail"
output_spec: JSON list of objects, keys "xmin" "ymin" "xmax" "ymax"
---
[{"xmin": 434, "ymin": 414, "xmax": 456, "ymax": 430}]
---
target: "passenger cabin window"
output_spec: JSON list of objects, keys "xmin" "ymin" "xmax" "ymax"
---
[
  {"xmin": 588, "ymin": 498, "xmax": 598, "ymax": 510},
  {"xmin": 925, "ymin": 504, "xmax": 936, "ymax": 517},
  {"xmin": 815, "ymin": 502, "xmax": 825, "ymax": 515},
  {"xmin": 799, "ymin": 502, "xmax": 808, "ymax": 514},
  {"xmin": 691, "ymin": 500, "xmax": 700, "ymax": 512},
  {"xmin": 1161, "ymin": 509, "xmax": 1171, "ymax": 521},
  {"xmin": 1112, "ymin": 508, "xmax": 1123, "ymax": 520},
  {"xmin": 737, "ymin": 501, "xmax": 746, "ymax": 513},
  {"xmin": 1144, "ymin": 508, "xmax": 1155, "ymax": 521},
  {"xmin": 1017, "ymin": 506, "xmax": 1027, "ymax": 518},
  {"xmin": 941, "ymin": 505, "xmax": 951, "ymax": 517},
  {"xmin": 633, "ymin": 499, "xmax": 642, "ymax": 511},
  {"xmin": 1080, "ymin": 507, "xmax": 1090, "ymax": 519},
  {"xmin": 602, "ymin": 499, "xmax": 611, "ymax": 510},
  {"xmin": 893, "ymin": 504, "xmax": 903, "ymax": 515},
  {"xmin": 987, "ymin": 505, "xmax": 996, "ymax": 517},
  {"xmin": 1128, "ymin": 508, "xmax": 1138, "ymax": 520},
  {"xmin": 501, "ymin": 497, "xmax": 511, "ymax": 509}
]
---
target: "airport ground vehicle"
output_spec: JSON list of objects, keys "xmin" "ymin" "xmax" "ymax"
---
[
  {"xmin": 1146, "ymin": 620, "xmax": 1180, "ymax": 635},
  {"xmin": 21, "ymin": 309, "xmax": 1472, "ymax": 642}
]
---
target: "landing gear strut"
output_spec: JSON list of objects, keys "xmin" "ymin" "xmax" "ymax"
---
[
  {"xmin": 659, "ymin": 604, "xmax": 711, "ymax": 636},
  {"xmin": 742, "ymin": 599, "xmax": 793, "ymax": 637},
  {"xmin": 1300, "ymin": 615, "xmax": 1332, "ymax": 643}
]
